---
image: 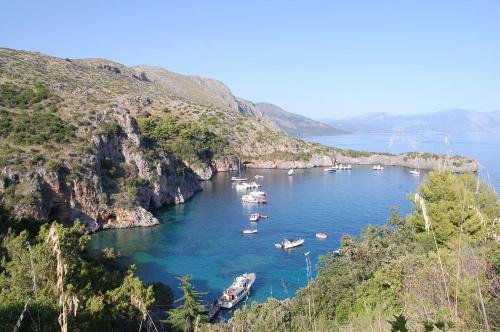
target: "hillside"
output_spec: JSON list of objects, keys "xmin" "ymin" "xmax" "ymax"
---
[
  {"xmin": 0, "ymin": 48, "xmax": 477, "ymax": 232},
  {"xmin": 324, "ymin": 109, "xmax": 500, "ymax": 133}
]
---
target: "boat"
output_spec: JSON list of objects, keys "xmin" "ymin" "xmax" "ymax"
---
[
  {"xmin": 254, "ymin": 175, "xmax": 264, "ymax": 179},
  {"xmin": 236, "ymin": 182, "xmax": 260, "ymax": 190},
  {"xmin": 275, "ymin": 238, "xmax": 305, "ymax": 249},
  {"xmin": 249, "ymin": 191, "xmax": 266, "ymax": 197},
  {"xmin": 372, "ymin": 165, "xmax": 384, "ymax": 170},
  {"xmin": 333, "ymin": 249, "xmax": 341, "ymax": 257},
  {"xmin": 249, "ymin": 213, "xmax": 260, "ymax": 222},
  {"xmin": 241, "ymin": 195, "xmax": 267, "ymax": 204},
  {"xmin": 243, "ymin": 229, "xmax": 258, "ymax": 234},
  {"xmin": 324, "ymin": 167, "xmax": 337, "ymax": 172},
  {"xmin": 344, "ymin": 164, "xmax": 352, "ymax": 170},
  {"xmin": 258, "ymin": 214, "xmax": 269, "ymax": 219},
  {"xmin": 231, "ymin": 177, "xmax": 248, "ymax": 182},
  {"xmin": 409, "ymin": 169, "xmax": 420, "ymax": 176},
  {"xmin": 287, "ymin": 169, "xmax": 294, "ymax": 176},
  {"xmin": 217, "ymin": 273, "xmax": 256, "ymax": 309},
  {"xmin": 316, "ymin": 232, "xmax": 327, "ymax": 239}
]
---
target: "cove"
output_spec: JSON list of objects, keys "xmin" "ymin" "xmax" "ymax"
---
[{"xmin": 89, "ymin": 166, "xmax": 423, "ymax": 304}]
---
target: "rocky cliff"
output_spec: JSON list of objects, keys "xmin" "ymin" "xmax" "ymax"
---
[{"xmin": 0, "ymin": 48, "xmax": 478, "ymax": 232}]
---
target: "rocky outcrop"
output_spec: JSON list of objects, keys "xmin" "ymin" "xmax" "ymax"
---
[{"xmin": 244, "ymin": 151, "xmax": 477, "ymax": 173}]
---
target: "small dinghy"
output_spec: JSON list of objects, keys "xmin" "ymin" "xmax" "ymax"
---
[
  {"xmin": 316, "ymin": 232, "xmax": 327, "ymax": 239},
  {"xmin": 275, "ymin": 238, "xmax": 305, "ymax": 249},
  {"xmin": 243, "ymin": 229, "xmax": 258, "ymax": 234},
  {"xmin": 218, "ymin": 273, "xmax": 256, "ymax": 309}
]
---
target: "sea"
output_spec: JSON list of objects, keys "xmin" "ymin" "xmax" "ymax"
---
[{"xmin": 89, "ymin": 131, "xmax": 499, "ymax": 309}]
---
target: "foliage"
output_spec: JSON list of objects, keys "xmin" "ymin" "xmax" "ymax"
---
[
  {"xmin": 137, "ymin": 114, "xmax": 227, "ymax": 163},
  {"xmin": 0, "ymin": 83, "xmax": 49, "ymax": 109},
  {"xmin": 166, "ymin": 275, "xmax": 207, "ymax": 332},
  {"xmin": 0, "ymin": 221, "xmax": 154, "ymax": 331}
]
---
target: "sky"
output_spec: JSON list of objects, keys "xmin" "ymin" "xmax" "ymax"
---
[{"xmin": 1, "ymin": 1, "xmax": 499, "ymax": 119}]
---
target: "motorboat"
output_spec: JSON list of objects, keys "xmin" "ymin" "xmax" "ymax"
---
[
  {"xmin": 287, "ymin": 169, "xmax": 294, "ymax": 176},
  {"xmin": 316, "ymin": 232, "xmax": 327, "ymax": 239},
  {"xmin": 236, "ymin": 182, "xmax": 260, "ymax": 190},
  {"xmin": 275, "ymin": 238, "xmax": 305, "ymax": 249},
  {"xmin": 249, "ymin": 213, "xmax": 260, "ymax": 222},
  {"xmin": 254, "ymin": 175, "xmax": 264, "ymax": 179},
  {"xmin": 241, "ymin": 195, "xmax": 267, "ymax": 204},
  {"xmin": 324, "ymin": 167, "xmax": 337, "ymax": 172},
  {"xmin": 409, "ymin": 169, "xmax": 420, "ymax": 176},
  {"xmin": 217, "ymin": 273, "xmax": 256, "ymax": 309},
  {"xmin": 344, "ymin": 164, "xmax": 352, "ymax": 170},
  {"xmin": 249, "ymin": 191, "xmax": 266, "ymax": 197},
  {"xmin": 372, "ymin": 165, "xmax": 384, "ymax": 171},
  {"xmin": 243, "ymin": 229, "xmax": 258, "ymax": 234}
]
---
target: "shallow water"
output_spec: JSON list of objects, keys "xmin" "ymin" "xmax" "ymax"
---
[{"xmin": 89, "ymin": 166, "xmax": 422, "ymax": 305}]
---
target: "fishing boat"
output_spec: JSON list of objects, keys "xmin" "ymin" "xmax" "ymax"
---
[
  {"xmin": 254, "ymin": 175, "xmax": 264, "ymax": 179},
  {"xmin": 243, "ymin": 229, "xmax": 258, "ymax": 234},
  {"xmin": 372, "ymin": 165, "xmax": 384, "ymax": 170},
  {"xmin": 217, "ymin": 273, "xmax": 256, "ymax": 309},
  {"xmin": 249, "ymin": 213, "xmax": 260, "ymax": 222},
  {"xmin": 287, "ymin": 169, "xmax": 294, "ymax": 176},
  {"xmin": 316, "ymin": 232, "xmax": 327, "ymax": 239},
  {"xmin": 275, "ymin": 238, "xmax": 305, "ymax": 249}
]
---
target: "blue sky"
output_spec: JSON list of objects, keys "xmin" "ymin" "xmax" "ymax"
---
[{"xmin": 1, "ymin": 1, "xmax": 499, "ymax": 118}]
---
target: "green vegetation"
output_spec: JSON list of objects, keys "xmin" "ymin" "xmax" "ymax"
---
[
  {"xmin": 251, "ymin": 151, "xmax": 312, "ymax": 161},
  {"xmin": 166, "ymin": 275, "xmax": 207, "ymax": 332},
  {"xmin": 205, "ymin": 170, "xmax": 499, "ymax": 331},
  {"xmin": 137, "ymin": 114, "xmax": 228, "ymax": 163},
  {"xmin": 0, "ymin": 83, "xmax": 49, "ymax": 109},
  {"xmin": 0, "ymin": 222, "xmax": 154, "ymax": 331}
]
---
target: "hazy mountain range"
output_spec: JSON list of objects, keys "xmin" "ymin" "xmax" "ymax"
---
[{"xmin": 322, "ymin": 109, "xmax": 500, "ymax": 133}]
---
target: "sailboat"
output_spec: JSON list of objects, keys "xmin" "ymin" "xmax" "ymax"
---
[
  {"xmin": 409, "ymin": 153, "xmax": 421, "ymax": 176},
  {"xmin": 231, "ymin": 156, "xmax": 248, "ymax": 182}
]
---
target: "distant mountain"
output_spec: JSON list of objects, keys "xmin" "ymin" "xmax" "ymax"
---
[
  {"xmin": 250, "ymin": 102, "xmax": 348, "ymax": 137},
  {"xmin": 323, "ymin": 109, "xmax": 500, "ymax": 133}
]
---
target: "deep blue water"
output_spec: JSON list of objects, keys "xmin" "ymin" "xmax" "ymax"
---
[{"xmin": 89, "ymin": 131, "xmax": 499, "ymax": 308}]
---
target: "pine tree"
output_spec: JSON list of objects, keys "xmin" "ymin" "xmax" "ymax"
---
[{"xmin": 167, "ymin": 275, "xmax": 207, "ymax": 332}]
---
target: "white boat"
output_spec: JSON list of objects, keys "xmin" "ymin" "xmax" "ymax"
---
[
  {"xmin": 243, "ymin": 229, "xmax": 258, "ymax": 234},
  {"xmin": 249, "ymin": 191, "xmax": 266, "ymax": 197},
  {"xmin": 241, "ymin": 195, "xmax": 267, "ymax": 204},
  {"xmin": 275, "ymin": 238, "xmax": 305, "ymax": 249},
  {"xmin": 236, "ymin": 182, "xmax": 260, "ymax": 190},
  {"xmin": 249, "ymin": 213, "xmax": 260, "ymax": 222},
  {"xmin": 217, "ymin": 273, "xmax": 256, "ymax": 309},
  {"xmin": 231, "ymin": 177, "xmax": 248, "ymax": 182},
  {"xmin": 324, "ymin": 167, "xmax": 337, "ymax": 172},
  {"xmin": 345, "ymin": 164, "xmax": 352, "ymax": 170},
  {"xmin": 372, "ymin": 165, "xmax": 384, "ymax": 170},
  {"xmin": 409, "ymin": 169, "xmax": 420, "ymax": 176},
  {"xmin": 287, "ymin": 169, "xmax": 294, "ymax": 176},
  {"xmin": 254, "ymin": 175, "xmax": 264, "ymax": 179},
  {"xmin": 316, "ymin": 232, "xmax": 327, "ymax": 239}
]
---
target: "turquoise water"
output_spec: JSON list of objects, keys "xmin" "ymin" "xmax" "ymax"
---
[{"xmin": 89, "ymin": 166, "xmax": 422, "ymax": 305}]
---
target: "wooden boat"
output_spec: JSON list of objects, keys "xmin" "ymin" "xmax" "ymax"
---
[
  {"xmin": 316, "ymin": 232, "xmax": 327, "ymax": 239},
  {"xmin": 275, "ymin": 238, "xmax": 305, "ymax": 249},
  {"xmin": 243, "ymin": 229, "xmax": 258, "ymax": 234},
  {"xmin": 217, "ymin": 273, "xmax": 256, "ymax": 309}
]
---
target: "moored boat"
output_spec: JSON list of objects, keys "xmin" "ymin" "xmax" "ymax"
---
[
  {"xmin": 409, "ymin": 169, "xmax": 420, "ymax": 176},
  {"xmin": 287, "ymin": 169, "xmax": 294, "ymax": 176},
  {"xmin": 249, "ymin": 213, "xmax": 259, "ymax": 222},
  {"xmin": 242, "ymin": 195, "xmax": 267, "ymax": 204},
  {"xmin": 254, "ymin": 175, "xmax": 264, "ymax": 179},
  {"xmin": 243, "ymin": 229, "xmax": 258, "ymax": 234},
  {"xmin": 316, "ymin": 232, "xmax": 327, "ymax": 239},
  {"xmin": 275, "ymin": 238, "xmax": 305, "ymax": 249},
  {"xmin": 249, "ymin": 190, "xmax": 266, "ymax": 197},
  {"xmin": 372, "ymin": 165, "xmax": 384, "ymax": 170},
  {"xmin": 324, "ymin": 167, "xmax": 337, "ymax": 172},
  {"xmin": 217, "ymin": 273, "xmax": 256, "ymax": 309},
  {"xmin": 231, "ymin": 177, "xmax": 248, "ymax": 182}
]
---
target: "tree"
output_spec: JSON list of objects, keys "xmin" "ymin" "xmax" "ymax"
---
[{"xmin": 167, "ymin": 275, "xmax": 207, "ymax": 332}]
